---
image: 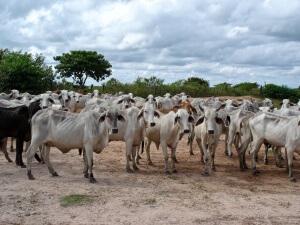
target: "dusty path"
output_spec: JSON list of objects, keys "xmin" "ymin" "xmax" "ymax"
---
[{"xmin": 0, "ymin": 135, "xmax": 300, "ymax": 224}]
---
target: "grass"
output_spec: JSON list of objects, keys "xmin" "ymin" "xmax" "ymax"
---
[
  {"xmin": 168, "ymin": 175, "xmax": 178, "ymax": 180},
  {"xmin": 60, "ymin": 194, "xmax": 93, "ymax": 207},
  {"xmin": 29, "ymin": 191, "xmax": 38, "ymax": 204},
  {"xmin": 145, "ymin": 198, "xmax": 157, "ymax": 205}
]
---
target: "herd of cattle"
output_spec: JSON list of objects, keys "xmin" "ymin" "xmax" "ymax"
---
[{"xmin": 0, "ymin": 89, "xmax": 300, "ymax": 183}]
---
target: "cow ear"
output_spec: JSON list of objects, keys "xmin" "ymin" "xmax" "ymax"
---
[
  {"xmin": 58, "ymin": 94, "xmax": 62, "ymax": 100},
  {"xmin": 198, "ymin": 105, "xmax": 205, "ymax": 113},
  {"xmin": 187, "ymin": 95, "xmax": 191, "ymax": 98},
  {"xmin": 195, "ymin": 116, "xmax": 204, "ymax": 126},
  {"xmin": 117, "ymin": 99, "xmax": 124, "ymax": 104},
  {"xmin": 68, "ymin": 95, "xmax": 71, "ymax": 101},
  {"xmin": 130, "ymin": 99, "xmax": 136, "ymax": 103},
  {"xmin": 91, "ymin": 93, "xmax": 94, "ymax": 98},
  {"xmin": 137, "ymin": 109, "xmax": 143, "ymax": 120},
  {"xmin": 16, "ymin": 96, "xmax": 22, "ymax": 100},
  {"xmin": 153, "ymin": 98, "xmax": 156, "ymax": 102},
  {"xmin": 145, "ymin": 97, "xmax": 148, "ymax": 102},
  {"xmin": 178, "ymin": 99, "xmax": 182, "ymax": 104},
  {"xmin": 154, "ymin": 110, "xmax": 160, "ymax": 118},
  {"xmin": 191, "ymin": 106, "xmax": 197, "ymax": 114},
  {"xmin": 226, "ymin": 115, "xmax": 231, "ymax": 125},
  {"xmin": 117, "ymin": 114, "xmax": 126, "ymax": 122},
  {"xmin": 188, "ymin": 115, "xmax": 195, "ymax": 123},
  {"xmin": 280, "ymin": 102, "xmax": 283, "ymax": 105},
  {"xmin": 216, "ymin": 117, "xmax": 224, "ymax": 125},
  {"xmin": 174, "ymin": 115, "xmax": 179, "ymax": 125},
  {"xmin": 298, "ymin": 120, "xmax": 300, "ymax": 126},
  {"xmin": 98, "ymin": 114, "xmax": 106, "ymax": 123},
  {"xmin": 48, "ymin": 98, "xmax": 55, "ymax": 104},
  {"xmin": 216, "ymin": 103, "xmax": 226, "ymax": 111}
]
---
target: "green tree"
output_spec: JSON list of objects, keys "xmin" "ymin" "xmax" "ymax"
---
[
  {"xmin": 264, "ymin": 84, "xmax": 300, "ymax": 102},
  {"xmin": 54, "ymin": 50, "xmax": 112, "ymax": 89},
  {"xmin": 184, "ymin": 77, "xmax": 209, "ymax": 87},
  {"xmin": 0, "ymin": 49, "xmax": 54, "ymax": 94},
  {"xmin": 143, "ymin": 76, "xmax": 164, "ymax": 95}
]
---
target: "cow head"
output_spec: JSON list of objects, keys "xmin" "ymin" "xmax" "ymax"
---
[
  {"xmin": 40, "ymin": 94, "xmax": 55, "ymax": 109},
  {"xmin": 104, "ymin": 107, "xmax": 126, "ymax": 134},
  {"xmin": 174, "ymin": 109, "xmax": 194, "ymax": 134},
  {"xmin": 139, "ymin": 103, "xmax": 160, "ymax": 127},
  {"xmin": 195, "ymin": 107, "xmax": 224, "ymax": 134}
]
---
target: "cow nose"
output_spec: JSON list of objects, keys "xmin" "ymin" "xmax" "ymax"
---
[
  {"xmin": 42, "ymin": 106, "xmax": 48, "ymax": 109},
  {"xmin": 111, "ymin": 128, "xmax": 118, "ymax": 133},
  {"xmin": 150, "ymin": 122, "xmax": 156, "ymax": 127},
  {"xmin": 184, "ymin": 129, "xmax": 190, "ymax": 133},
  {"xmin": 125, "ymin": 105, "xmax": 129, "ymax": 108},
  {"xmin": 208, "ymin": 130, "xmax": 214, "ymax": 134},
  {"xmin": 65, "ymin": 99, "xmax": 69, "ymax": 102},
  {"xmin": 76, "ymin": 101, "xmax": 79, "ymax": 103}
]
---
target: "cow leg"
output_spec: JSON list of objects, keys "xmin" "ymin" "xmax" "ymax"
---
[
  {"xmin": 171, "ymin": 146, "xmax": 178, "ymax": 173},
  {"xmin": 161, "ymin": 142, "xmax": 170, "ymax": 174},
  {"xmin": 210, "ymin": 143, "xmax": 217, "ymax": 172},
  {"xmin": 274, "ymin": 146, "xmax": 283, "ymax": 168},
  {"xmin": 225, "ymin": 128, "xmax": 233, "ymax": 157},
  {"xmin": 264, "ymin": 144, "xmax": 269, "ymax": 165},
  {"xmin": 188, "ymin": 126, "xmax": 195, "ymax": 155},
  {"xmin": 26, "ymin": 143, "xmax": 41, "ymax": 180},
  {"xmin": 238, "ymin": 139, "xmax": 249, "ymax": 171},
  {"xmin": 1, "ymin": 138, "xmax": 12, "ymax": 162},
  {"xmin": 16, "ymin": 138, "xmax": 26, "ymax": 168},
  {"xmin": 125, "ymin": 141, "xmax": 133, "ymax": 172},
  {"xmin": 286, "ymin": 147, "xmax": 296, "ymax": 182},
  {"xmin": 132, "ymin": 146, "xmax": 139, "ymax": 171},
  {"xmin": 250, "ymin": 139, "xmax": 263, "ymax": 176},
  {"xmin": 201, "ymin": 141, "xmax": 209, "ymax": 176},
  {"xmin": 84, "ymin": 146, "xmax": 96, "ymax": 183},
  {"xmin": 135, "ymin": 144, "xmax": 141, "ymax": 165},
  {"xmin": 41, "ymin": 145, "xmax": 58, "ymax": 177},
  {"xmin": 10, "ymin": 137, "xmax": 14, "ymax": 152},
  {"xmin": 195, "ymin": 138, "xmax": 204, "ymax": 165},
  {"xmin": 145, "ymin": 139, "xmax": 153, "ymax": 165},
  {"xmin": 82, "ymin": 150, "xmax": 88, "ymax": 178}
]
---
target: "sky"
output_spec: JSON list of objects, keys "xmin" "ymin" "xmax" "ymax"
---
[{"xmin": 0, "ymin": 0, "xmax": 300, "ymax": 87}]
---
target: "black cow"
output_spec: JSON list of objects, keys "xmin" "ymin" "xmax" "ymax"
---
[{"xmin": 0, "ymin": 100, "xmax": 42, "ymax": 167}]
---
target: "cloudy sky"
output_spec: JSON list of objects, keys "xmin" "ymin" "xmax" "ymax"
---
[{"xmin": 0, "ymin": 0, "xmax": 299, "ymax": 87}]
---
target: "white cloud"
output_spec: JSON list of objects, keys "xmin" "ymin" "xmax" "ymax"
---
[{"xmin": 0, "ymin": 0, "xmax": 300, "ymax": 87}]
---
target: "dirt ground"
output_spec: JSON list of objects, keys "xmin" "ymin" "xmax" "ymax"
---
[{"xmin": 0, "ymin": 135, "xmax": 300, "ymax": 225}]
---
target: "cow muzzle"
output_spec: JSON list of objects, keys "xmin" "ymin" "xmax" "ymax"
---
[
  {"xmin": 184, "ymin": 129, "xmax": 190, "ymax": 134},
  {"xmin": 111, "ymin": 128, "xmax": 118, "ymax": 134},
  {"xmin": 125, "ymin": 105, "xmax": 129, "ymax": 108},
  {"xmin": 65, "ymin": 99, "xmax": 69, "ymax": 102},
  {"xmin": 76, "ymin": 101, "xmax": 79, "ymax": 103},
  {"xmin": 208, "ymin": 130, "xmax": 214, "ymax": 134},
  {"xmin": 42, "ymin": 106, "xmax": 48, "ymax": 109},
  {"xmin": 150, "ymin": 122, "xmax": 156, "ymax": 127}
]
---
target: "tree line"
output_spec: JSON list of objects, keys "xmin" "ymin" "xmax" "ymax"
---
[{"xmin": 0, "ymin": 48, "xmax": 299, "ymax": 102}]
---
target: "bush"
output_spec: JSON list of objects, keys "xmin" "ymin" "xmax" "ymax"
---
[{"xmin": 264, "ymin": 84, "xmax": 300, "ymax": 102}]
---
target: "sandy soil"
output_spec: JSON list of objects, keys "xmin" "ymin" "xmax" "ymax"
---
[{"xmin": 0, "ymin": 135, "xmax": 300, "ymax": 225}]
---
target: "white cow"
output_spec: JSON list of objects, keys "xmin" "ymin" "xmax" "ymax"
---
[
  {"xmin": 113, "ymin": 94, "xmax": 136, "ymax": 110},
  {"xmin": 249, "ymin": 112, "xmax": 300, "ymax": 182},
  {"xmin": 58, "ymin": 90, "xmax": 77, "ymax": 112},
  {"xmin": 145, "ymin": 109, "xmax": 194, "ymax": 173},
  {"xmin": 194, "ymin": 106, "xmax": 224, "ymax": 175},
  {"xmin": 26, "ymin": 107, "xmax": 125, "ymax": 183}
]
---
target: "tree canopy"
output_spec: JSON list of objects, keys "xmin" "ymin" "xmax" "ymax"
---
[
  {"xmin": 53, "ymin": 50, "xmax": 112, "ymax": 89},
  {"xmin": 0, "ymin": 49, "xmax": 55, "ymax": 94}
]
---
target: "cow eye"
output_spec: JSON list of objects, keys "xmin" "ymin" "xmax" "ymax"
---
[{"xmin": 145, "ymin": 111, "xmax": 147, "ymax": 114}]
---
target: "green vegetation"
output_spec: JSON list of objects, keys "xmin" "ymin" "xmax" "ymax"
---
[
  {"xmin": 144, "ymin": 198, "xmax": 157, "ymax": 205},
  {"xmin": 1, "ymin": 48, "xmax": 299, "ymax": 104},
  {"xmin": 54, "ymin": 50, "xmax": 112, "ymax": 89},
  {"xmin": 60, "ymin": 194, "xmax": 93, "ymax": 207}
]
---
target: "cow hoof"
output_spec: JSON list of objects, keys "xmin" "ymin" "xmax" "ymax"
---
[
  {"xmin": 253, "ymin": 170, "xmax": 259, "ymax": 176},
  {"xmin": 264, "ymin": 161, "xmax": 268, "ymax": 165},
  {"xmin": 138, "ymin": 155, "xmax": 142, "ymax": 159},
  {"xmin": 89, "ymin": 177, "xmax": 97, "ymax": 183},
  {"xmin": 52, "ymin": 172, "xmax": 59, "ymax": 177},
  {"xmin": 225, "ymin": 151, "xmax": 228, "ymax": 156},
  {"xmin": 204, "ymin": 171, "xmax": 209, "ymax": 176},
  {"xmin": 10, "ymin": 148, "xmax": 14, "ymax": 153},
  {"xmin": 175, "ymin": 159, "xmax": 179, "ymax": 164},
  {"xmin": 276, "ymin": 164, "xmax": 283, "ymax": 168},
  {"xmin": 172, "ymin": 169, "xmax": 178, "ymax": 173},
  {"xmin": 147, "ymin": 161, "xmax": 153, "ymax": 166},
  {"xmin": 212, "ymin": 167, "xmax": 216, "ymax": 172},
  {"xmin": 136, "ymin": 161, "xmax": 140, "ymax": 165},
  {"xmin": 190, "ymin": 152, "xmax": 194, "ymax": 156},
  {"xmin": 8, "ymin": 159, "xmax": 13, "ymax": 163},
  {"xmin": 128, "ymin": 156, "xmax": 132, "ymax": 162},
  {"xmin": 126, "ymin": 168, "xmax": 133, "ymax": 173},
  {"xmin": 255, "ymin": 157, "xmax": 258, "ymax": 162},
  {"xmin": 200, "ymin": 161, "xmax": 205, "ymax": 165},
  {"xmin": 21, "ymin": 164, "xmax": 26, "ymax": 168},
  {"xmin": 290, "ymin": 177, "xmax": 296, "ymax": 182},
  {"xmin": 165, "ymin": 171, "xmax": 171, "ymax": 175},
  {"xmin": 84, "ymin": 173, "xmax": 88, "ymax": 178},
  {"xmin": 28, "ymin": 175, "xmax": 35, "ymax": 180},
  {"xmin": 133, "ymin": 165, "xmax": 139, "ymax": 171}
]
